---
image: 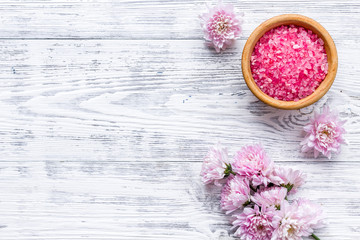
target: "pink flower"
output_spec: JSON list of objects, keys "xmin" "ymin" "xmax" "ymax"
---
[
  {"xmin": 271, "ymin": 201, "xmax": 307, "ymax": 240},
  {"xmin": 233, "ymin": 205, "xmax": 275, "ymax": 240},
  {"xmin": 301, "ymin": 106, "xmax": 346, "ymax": 159},
  {"xmin": 271, "ymin": 167, "xmax": 306, "ymax": 195},
  {"xmin": 232, "ymin": 144, "xmax": 274, "ymax": 187},
  {"xmin": 199, "ymin": 0, "xmax": 243, "ymax": 52},
  {"xmin": 200, "ymin": 144, "xmax": 230, "ymax": 186},
  {"xmin": 272, "ymin": 199, "xmax": 324, "ymax": 240},
  {"xmin": 221, "ymin": 175, "xmax": 250, "ymax": 214},
  {"xmin": 295, "ymin": 198, "xmax": 325, "ymax": 231},
  {"xmin": 251, "ymin": 187, "xmax": 287, "ymax": 209}
]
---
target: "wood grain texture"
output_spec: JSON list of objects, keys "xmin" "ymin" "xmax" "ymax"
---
[
  {"xmin": 0, "ymin": 40, "xmax": 358, "ymax": 162},
  {"xmin": 0, "ymin": 161, "xmax": 358, "ymax": 240},
  {"xmin": 0, "ymin": 0, "xmax": 359, "ymax": 239},
  {"xmin": 0, "ymin": 0, "xmax": 358, "ymax": 40}
]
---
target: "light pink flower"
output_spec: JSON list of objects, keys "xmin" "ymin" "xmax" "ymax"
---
[
  {"xmin": 199, "ymin": 0, "xmax": 243, "ymax": 52},
  {"xmin": 200, "ymin": 144, "xmax": 229, "ymax": 186},
  {"xmin": 251, "ymin": 187, "xmax": 287, "ymax": 209},
  {"xmin": 301, "ymin": 106, "xmax": 346, "ymax": 159},
  {"xmin": 272, "ymin": 199, "xmax": 324, "ymax": 240},
  {"xmin": 232, "ymin": 144, "xmax": 274, "ymax": 187},
  {"xmin": 271, "ymin": 201, "xmax": 307, "ymax": 240},
  {"xmin": 271, "ymin": 167, "xmax": 306, "ymax": 195},
  {"xmin": 221, "ymin": 175, "xmax": 250, "ymax": 214},
  {"xmin": 295, "ymin": 198, "xmax": 325, "ymax": 231},
  {"xmin": 233, "ymin": 205, "xmax": 275, "ymax": 240}
]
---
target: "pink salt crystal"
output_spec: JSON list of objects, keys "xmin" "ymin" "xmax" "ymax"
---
[{"xmin": 251, "ymin": 25, "xmax": 328, "ymax": 101}]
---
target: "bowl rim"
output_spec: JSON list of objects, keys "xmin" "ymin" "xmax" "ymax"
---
[{"xmin": 241, "ymin": 14, "xmax": 338, "ymax": 110}]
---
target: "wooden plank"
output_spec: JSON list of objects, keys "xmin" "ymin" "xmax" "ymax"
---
[
  {"xmin": 0, "ymin": 161, "xmax": 358, "ymax": 239},
  {"xmin": 0, "ymin": 1, "xmax": 357, "ymax": 240},
  {"xmin": 0, "ymin": 39, "xmax": 358, "ymax": 162},
  {"xmin": 0, "ymin": 0, "xmax": 358, "ymax": 39}
]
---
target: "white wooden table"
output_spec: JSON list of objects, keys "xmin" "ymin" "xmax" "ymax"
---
[{"xmin": 0, "ymin": 1, "xmax": 359, "ymax": 239}]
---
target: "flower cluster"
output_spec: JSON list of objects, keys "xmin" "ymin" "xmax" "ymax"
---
[
  {"xmin": 199, "ymin": 1, "xmax": 243, "ymax": 52},
  {"xmin": 200, "ymin": 144, "xmax": 324, "ymax": 240}
]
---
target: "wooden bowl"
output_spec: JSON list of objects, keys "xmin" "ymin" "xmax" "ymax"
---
[{"xmin": 241, "ymin": 14, "xmax": 338, "ymax": 110}]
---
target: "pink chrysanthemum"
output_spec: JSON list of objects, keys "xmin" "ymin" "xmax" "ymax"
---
[
  {"xmin": 272, "ymin": 199, "xmax": 324, "ymax": 240},
  {"xmin": 251, "ymin": 187, "xmax": 287, "ymax": 209},
  {"xmin": 221, "ymin": 175, "xmax": 250, "ymax": 214},
  {"xmin": 233, "ymin": 205, "xmax": 275, "ymax": 240},
  {"xmin": 270, "ymin": 167, "xmax": 306, "ymax": 195},
  {"xmin": 295, "ymin": 198, "xmax": 325, "ymax": 231},
  {"xmin": 232, "ymin": 144, "xmax": 274, "ymax": 187},
  {"xmin": 199, "ymin": 0, "xmax": 243, "ymax": 52},
  {"xmin": 301, "ymin": 106, "xmax": 346, "ymax": 159},
  {"xmin": 271, "ymin": 201, "xmax": 307, "ymax": 240},
  {"xmin": 200, "ymin": 144, "xmax": 229, "ymax": 186}
]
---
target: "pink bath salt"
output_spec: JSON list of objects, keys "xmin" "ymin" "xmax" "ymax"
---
[{"xmin": 250, "ymin": 25, "xmax": 328, "ymax": 101}]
